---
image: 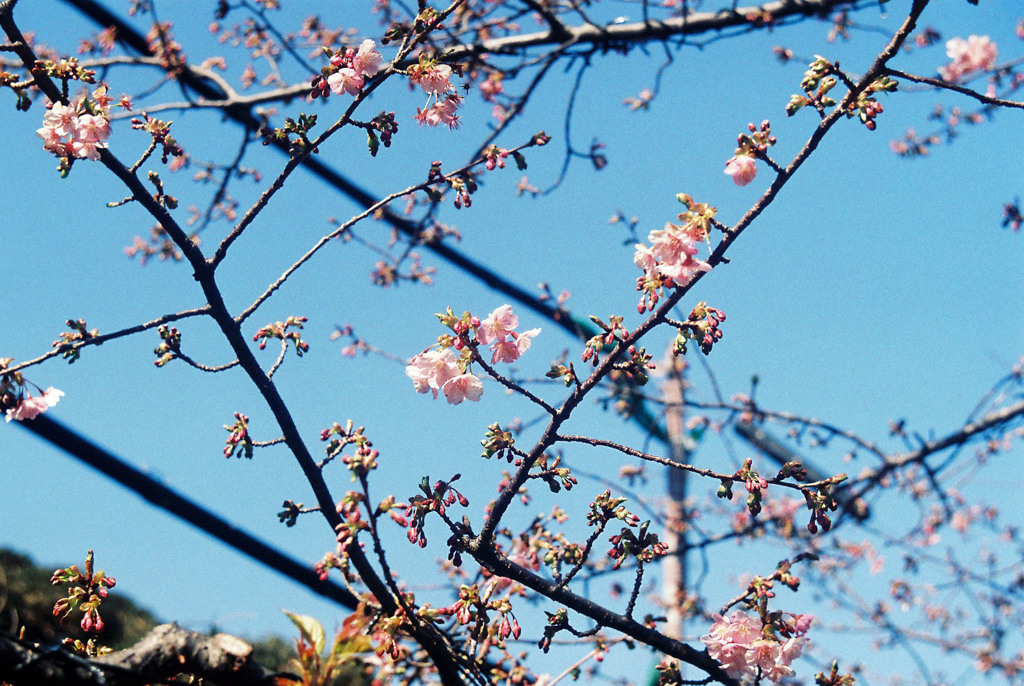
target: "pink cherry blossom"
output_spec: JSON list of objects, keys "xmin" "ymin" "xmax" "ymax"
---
[
  {"xmin": 37, "ymin": 101, "xmax": 112, "ymax": 160},
  {"xmin": 414, "ymin": 95, "xmax": 461, "ymax": 129},
  {"xmin": 75, "ymin": 113, "xmax": 111, "ymax": 143},
  {"xmin": 489, "ymin": 328, "xmax": 541, "ymax": 364},
  {"xmin": 328, "ymin": 68, "xmax": 365, "ymax": 95},
  {"xmin": 635, "ymin": 223, "xmax": 711, "ymax": 284},
  {"xmin": 353, "ymin": 39, "xmax": 383, "ymax": 77},
  {"xmin": 72, "ymin": 138, "xmax": 106, "ymax": 161},
  {"xmin": 747, "ymin": 638, "xmax": 782, "ymax": 672},
  {"xmin": 479, "ymin": 75, "xmax": 504, "ymax": 102},
  {"xmin": 724, "ymin": 155, "xmax": 757, "ymax": 186},
  {"xmin": 41, "ymin": 102, "xmax": 76, "ymax": 136},
  {"xmin": 410, "ymin": 63, "xmax": 453, "ymax": 95},
  {"xmin": 477, "ymin": 305, "xmax": 519, "ymax": 344},
  {"xmin": 5, "ymin": 387, "xmax": 64, "ymax": 423},
  {"xmin": 441, "ymin": 373, "xmax": 484, "ymax": 404},
  {"xmin": 36, "ymin": 124, "xmax": 65, "ymax": 154},
  {"xmin": 701, "ymin": 610, "xmax": 808, "ymax": 683},
  {"xmin": 406, "ymin": 349, "xmax": 460, "ymax": 398},
  {"xmin": 939, "ymin": 35, "xmax": 997, "ymax": 82}
]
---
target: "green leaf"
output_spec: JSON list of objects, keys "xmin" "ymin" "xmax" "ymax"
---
[{"xmin": 283, "ymin": 609, "xmax": 326, "ymax": 655}]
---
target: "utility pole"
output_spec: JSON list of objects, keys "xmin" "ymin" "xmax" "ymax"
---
[{"xmin": 660, "ymin": 354, "xmax": 693, "ymax": 641}]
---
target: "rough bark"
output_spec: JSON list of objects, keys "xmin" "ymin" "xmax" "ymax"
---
[{"xmin": 0, "ymin": 623, "xmax": 278, "ymax": 686}]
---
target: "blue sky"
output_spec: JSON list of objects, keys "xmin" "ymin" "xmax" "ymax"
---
[{"xmin": 2, "ymin": 0, "xmax": 1022, "ymax": 681}]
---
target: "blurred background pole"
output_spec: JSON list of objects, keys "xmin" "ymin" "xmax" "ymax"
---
[{"xmin": 660, "ymin": 354, "xmax": 692, "ymax": 642}]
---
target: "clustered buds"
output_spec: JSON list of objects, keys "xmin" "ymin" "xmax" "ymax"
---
[
  {"xmin": 672, "ymin": 302, "xmax": 726, "ymax": 356},
  {"xmin": 788, "ymin": 55, "xmax": 895, "ymax": 131},
  {"xmin": 445, "ymin": 582, "xmax": 522, "ymax": 646},
  {"xmin": 614, "ymin": 345, "xmax": 655, "ymax": 386},
  {"xmin": 50, "ymin": 550, "xmax": 116, "ymax": 636},
  {"xmin": 278, "ymin": 499, "xmax": 303, "ymax": 528},
  {"xmin": 804, "ymin": 475, "xmax": 846, "ymax": 534},
  {"xmin": 366, "ymin": 111, "xmax": 398, "ymax": 156},
  {"xmin": 130, "ymin": 114, "xmax": 183, "ymax": 163},
  {"xmin": 582, "ymin": 315, "xmax": 628, "ymax": 365},
  {"xmin": 313, "ymin": 551, "xmax": 343, "ymax": 581},
  {"xmin": 223, "ymin": 411, "xmax": 253, "ymax": 458},
  {"xmin": 815, "ymin": 660, "xmax": 857, "ymax": 686},
  {"xmin": 734, "ymin": 458, "xmax": 769, "ymax": 517},
  {"xmin": 533, "ymin": 452, "xmax": 578, "ymax": 494},
  {"xmin": 588, "ymin": 490, "xmax": 640, "ymax": 527},
  {"xmin": 260, "ymin": 113, "xmax": 319, "ymax": 155},
  {"xmin": 607, "ymin": 520, "xmax": 669, "ymax": 570},
  {"xmin": 1003, "ymin": 199, "xmax": 1023, "ymax": 232},
  {"xmin": 481, "ymin": 422, "xmax": 516, "ymax": 461},
  {"xmin": 153, "ymin": 325, "xmax": 182, "ymax": 367},
  {"xmin": 334, "ymin": 492, "xmax": 370, "ymax": 553},
  {"xmin": 253, "ymin": 316, "xmax": 309, "ymax": 356},
  {"xmin": 397, "ymin": 474, "xmax": 469, "ymax": 548},
  {"xmin": 320, "ymin": 419, "xmax": 373, "ymax": 473},
  {"xmin": 846, "ymin": 76, "xmax": 896, "ymax": 130},
  {"xmin": 52, "ymin": 318, "xmax": 98, "ymax": 364},
  {"xmin": 790, "ymin": 55, "xmax": 838, "ymax": 115}
]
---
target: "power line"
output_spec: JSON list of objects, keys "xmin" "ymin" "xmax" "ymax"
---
[{"xmin": 15, "ymin": 414, "xmax": 359, "ymax": 610}]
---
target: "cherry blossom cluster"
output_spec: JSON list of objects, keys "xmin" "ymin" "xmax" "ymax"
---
[
  {"xmin": 405, "ymin": 305, "xmax": 540, "ymax": 404},
  {"xmin": 701, "ymin": 609, "xmax": 811, "ymax": 682},
  {"xmin": 634, "ymin": 197, "xmax": 715, "ymax": 312},
  {"xmin": 1, "ymin": 360, "xmax": 64, "ymax": 422},
  {"xmin": 37, "ymin": 90, "xmax": 113, "ymax": 161},
  {"xmin": 409, "ymin": 58, "xmax": 462, "ymax": 129},
  {"xmin": 938, "ymin": 35, "xmax": 997, "ymax": 83},
  {"xmin": 311, "ymin": 39, "xmax": 383, "ymax": 98},
  {"xmin": 4, "ymin": 385, "xmax": 64, "ymax": 423}
]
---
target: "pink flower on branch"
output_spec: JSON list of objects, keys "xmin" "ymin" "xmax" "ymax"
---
[
  {"xmin": 406, "ymin": 304, "xmax": 540, "ymax": 403},
  {"xmin": 5, "ymin": 387, "xmax": 64, "ymax": 422},
  {"xmin": 406, "ymin": 348, "xmax": 461, "ymax": 399},
  {"xmin": 701, "ymin": 610, "xmax": 811, "ymax": 682},
  {"xmin": 441, "ymin": 373, "xmax": 484, "ymax": 405},
  {"xmin": 352, "ymin": 39, "xmax": 383, "ymax": 77},
  {"xmin": 724, "ymin": 154, "xmax": 758, "ymax": 186},
  {"xmin": 634, "ymin": 222, "xmax": 711, "ymax": 284},
  {"xmin": 489, "ymin": 328, "xmax": 541, "ymax": 364},
  {"xmin": 476, "ymin": 304, "xmax": 519, "ymax": 344},
  {"xmin": 37, "ymin": 97, "xmax": 111, "ymax": 161},
  {"xmin": 414, "ymin": 94, "xmax": 462, "ymax": 129},
  {"xmin": 939, "ymin": 35, "xmax": 997, "ymax": 82},
  {"xmin": 327, "ymin": 68, "xmax": 364, "ymax": 96},
  {"xmin": 409, "ymin": 62, "xmax": 454, "ymax": 95}
]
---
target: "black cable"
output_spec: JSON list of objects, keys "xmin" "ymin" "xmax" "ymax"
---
[{"xmin": 15, "ymin": 414, "xmax": 359, "ymax": 610}]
